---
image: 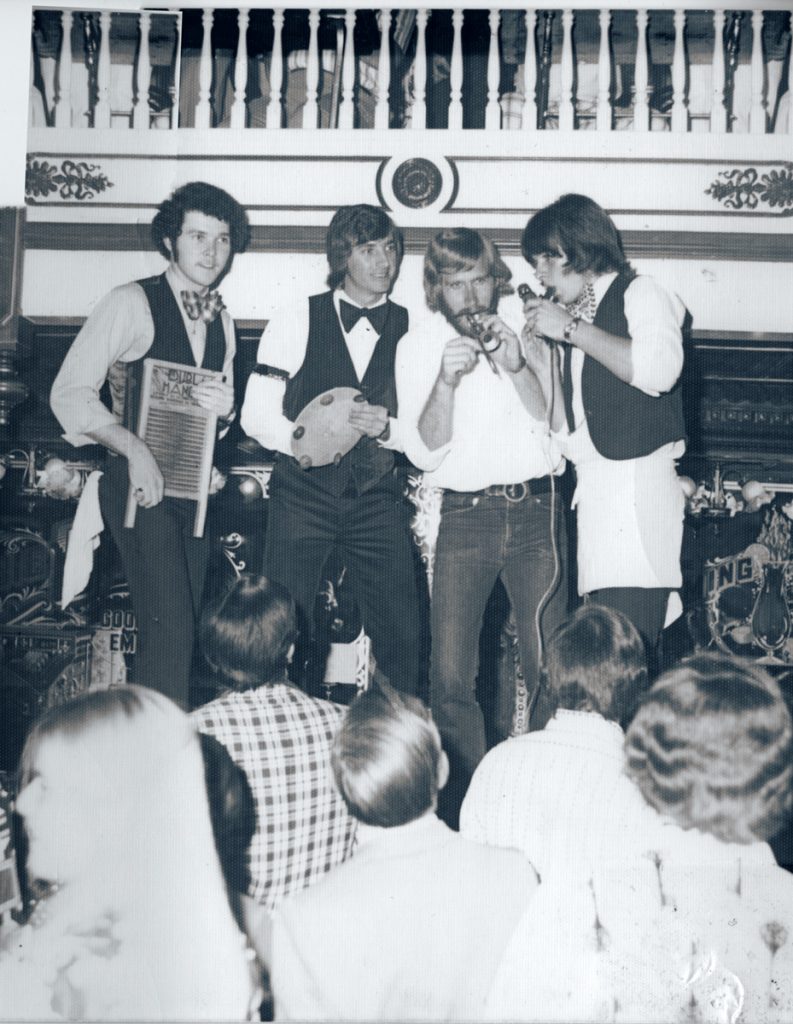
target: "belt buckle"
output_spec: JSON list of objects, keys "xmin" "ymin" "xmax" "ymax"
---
[{"xmin": 504, "ymin": 481, "xmax": 528, "ymax": 503}]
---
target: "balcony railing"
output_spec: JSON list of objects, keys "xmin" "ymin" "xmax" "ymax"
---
[{"xmin": 30, "ymin": 6, "xmax": 792, "ymax": 133}]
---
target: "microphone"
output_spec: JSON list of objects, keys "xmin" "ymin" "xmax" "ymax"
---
[{"xmin": 518, "ymin": 283, "xmax": 558, "ymax": 349}]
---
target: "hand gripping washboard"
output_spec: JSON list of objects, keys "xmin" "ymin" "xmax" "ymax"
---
[{"xmin": 123, "ymin": 357, "xmax": 220, "ymax": 538}]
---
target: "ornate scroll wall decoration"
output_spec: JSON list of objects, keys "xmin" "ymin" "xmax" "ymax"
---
[
  {"xmin": 705, "ymin": 163, "xmax": 793, "ymax": 213},
  {"xmin": 25, "ymin": 157, "xmax": 114, "ymax": 201}
]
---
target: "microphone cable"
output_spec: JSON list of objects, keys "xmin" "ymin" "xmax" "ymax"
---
[{"xmin": 515, "ymin": 282, "xmax": 565, "ymax": 729}]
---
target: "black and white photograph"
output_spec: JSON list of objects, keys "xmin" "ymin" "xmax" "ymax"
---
[{"xmin": 0, "ymin": 0, "xmax": 792, "ymax": 1019}]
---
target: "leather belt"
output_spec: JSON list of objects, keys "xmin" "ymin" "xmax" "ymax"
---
[{"xmin": 454, "ymin": 476, "xmax": 553, "ymax": 503}]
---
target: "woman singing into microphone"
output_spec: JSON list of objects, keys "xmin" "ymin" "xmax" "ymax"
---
[{"xmin": 520, "ymin": 194, "xmax": 688, "ymax": 662}]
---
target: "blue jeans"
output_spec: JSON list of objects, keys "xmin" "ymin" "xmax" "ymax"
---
[{"xmin": 430, "ymin": 488, "xmax": 567, "ymax": 782}]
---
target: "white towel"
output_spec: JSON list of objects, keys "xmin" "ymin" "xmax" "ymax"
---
[{"xmin": 61, "ymin": 470, "xmax": 104, "ymax": 609}]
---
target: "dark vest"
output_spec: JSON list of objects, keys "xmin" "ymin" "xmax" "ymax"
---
[
  {"xmin": 279, "ymin": 291, "xmax": 408, "ymax": 496},
  {"xmin": 581, "ymin": 270, "xmax": 687, "ymax": 461},
  {"xmin": 122, "ymin": 274, "xmax": 226, "ymax": 432}
]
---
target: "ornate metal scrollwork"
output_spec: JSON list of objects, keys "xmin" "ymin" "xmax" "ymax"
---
[
  {"xmin": 705, "ymin": 163, "xmax": 793, "ymax": 213},
  {"xmin": 26, "ymin": 157, "xmax": 114, "ymax": 202}
]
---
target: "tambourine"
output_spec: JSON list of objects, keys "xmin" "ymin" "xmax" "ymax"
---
[{"xmin": 291, "ymin": 387, "xmax": 365, "ymax": 469}]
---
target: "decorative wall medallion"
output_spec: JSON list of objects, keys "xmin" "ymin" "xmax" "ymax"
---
[
  {"xmin": 705, "ymin": 163, "xmax": 793, "ymax": 214},
  {"xmin": 26, "ymin": 157, "xmax": 114, "ymax": 202},
  {"xmin": 391, "ymin": 158, "xmax": 443, "ymax": 209}
]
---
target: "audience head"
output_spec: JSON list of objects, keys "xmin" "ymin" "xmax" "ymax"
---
[
  {"xmin": 625, "ymin": 652, "xmax": 793, "ymax": 844},
  {"xmin": 17, "ymin": 686, "xmax": 219, "ymax": 891},
  {"xmin": 521, "ymin": 193, "xmax": 627, "ymax": 277},
  {"xmin": 200, "ymin": 574, "xmax": 298, "ymax": 690},
  {"xmin": 331, "ymin": 682, "xmax": 448, "ymax": 828},
  {"xmin": 326, "ymin": 204, "xmax": 403, "ymax": 292},
  {"xmin": 423, "ymin": 227, "xmax": 513, "ymax": 316},
  {"xmin": 15, "ymin": 686, "xmax": 256, "ymax": 1017},
  {"xmin": 151, "ymin": 180, "xmax": 250, "ymax": 261},
  {"xmin": 541, "ymin": 604, "xmax": 648, "ymax": 729}
]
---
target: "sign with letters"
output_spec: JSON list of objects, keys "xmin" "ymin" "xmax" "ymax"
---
[{"xmin": 124, "ymin": 357, "xmax": 220, "ymax": 538}]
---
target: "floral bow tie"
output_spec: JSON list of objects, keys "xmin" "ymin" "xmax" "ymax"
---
[{"xmin": 181, "ymin": 290, "xmax": 225, "ymax": 324}]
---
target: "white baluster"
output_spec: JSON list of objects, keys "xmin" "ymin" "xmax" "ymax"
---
[
  {"xmin": 195, "ymin": 7, "xmax": 213, "ymax": 128},
  {"xmin": 338, "ymin": 9, "xmax": 356, "ymax": 128},
  {"xmin": 485, "ymin": 9, "xmax": 501, "ymax": 128},
  {"xmin": 411, "ymin": 8, "xmax": 428, "ymax": 129},
  {"xmin": 374, "ymin": 8, "xmax": 391, "ymax": 129},
  {"xmin": 522, "ymin": 8, "xmax": 537, "ymax": 131},
  {"xmin": 596, "ymin": 8, "xmax": 611, "ymax": 131},
  {"xmin": 266, "ymin": 8, "xmax": 284, "ymax": 129},
  {"xmin": 55, "ymin": 9, "xmax": 73, "ymax": 128},
  {"xmin": 670, "ymin": 8, "xmax": 687, "ymax": 132},
  {"xmin": 749, "ymin": 9, "xmax": 766, "ymax": 133},
  {"xmin": 710, "ymin": 9, "xmax": 727, "ymax": 133},
  {"xmin": 633, "ymin": 8, "xmax": 649, "ymax": 131},
  {"xmin": 559, "ymin": 9, "xmax": 574, "ymax": 130},
  {"xmin": 94, "ymin": 9, "xmax": 111, "ymax": 127},
  {"xmin": 449, "ymin": 9, "xmax": 464, "ymax": 130},
  {"xmin": 304, "ymin": 9, "xmax": 320, "ymax": 129},
  {"xmin": 133, "ymin": 10, "xmax": 151, "ymax": 129},
  {"xmin": 230, "ymin": 7, "xmax": 249, "ymax": 128}
]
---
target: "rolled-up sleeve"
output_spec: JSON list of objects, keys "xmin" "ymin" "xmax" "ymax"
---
[
  {"xmin": 50, "ymin": 283, "xmax": 152, "ymax": 447},
  {"xmin": 394, "ymin": 326, "xmax": 451, "ymax": 473},
  {"xmin": 626, "ymin": 277, "xmax": 685, "ymax": 396}
]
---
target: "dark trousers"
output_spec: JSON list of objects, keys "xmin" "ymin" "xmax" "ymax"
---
[
  {"xmin": 430, "ymin": 487, "xmax": 567, "ymax": 810},
  {"xmin": 99, "ymin": 456, "xmax": 208, "ymax": 709},
  {"xmin": 263, "ymin": 467, "xmax": 422, "ymax": 696}
]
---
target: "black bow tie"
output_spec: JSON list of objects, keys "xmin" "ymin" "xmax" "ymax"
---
[
  {"xmin": 181, "ymin": 290, "xmax": 225, "ymax": 324},
  {"xmin": 339, "ymin": 299, "xmax": 388, "ymax": 335}
]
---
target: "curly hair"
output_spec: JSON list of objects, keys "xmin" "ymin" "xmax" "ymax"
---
[
  {"xmin": 423, "ymin": 228, "xmax": 513, "ymax": 313},
  {"xmin": 625, "ymin": 652, "xmax": 793, "ymax": 844},
  {"xmin": 541, "ymin": 604, "xmax": 648, "ymax": 729},
  {"xmin": 151, "ymin": 181, "xmax": 250, "ymax": 259},
  {"xmin": 521, "ymin": 193, "xmax": 628, "ymax": 276},
  {"xmin": 326, "ymin": 204, "xmax": 403, "ymax": 291}
]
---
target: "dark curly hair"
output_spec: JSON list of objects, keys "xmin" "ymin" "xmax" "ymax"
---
[
  {"xmin": 326, "ymin": 205, "xmax": 403, "ymax": 291},
  {"xmin": 151, "ymin": 181, "xmax": 250, "ymax": 260}
]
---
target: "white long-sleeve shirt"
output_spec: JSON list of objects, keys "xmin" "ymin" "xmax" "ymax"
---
[
  {"xmin": 51, "ymin": 265, "xmax": 236, "ymax": 447},
  {"xmin": 240, "ymin": 289, "xmax": 404, "ymax": 456},
  {"xmin": 555, "ymin": 272, "xmax": 687, "ymax": 613},
  {"xmin": 395, "ymin": 295, "xmax": 563, "ymax": 492}
]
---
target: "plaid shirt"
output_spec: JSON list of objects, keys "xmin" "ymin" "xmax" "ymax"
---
[{"xmin": 192, "ymin": 683, "xmax": 356, "ymax": 911}]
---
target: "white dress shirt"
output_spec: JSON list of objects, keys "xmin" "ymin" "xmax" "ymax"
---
[
  {"xmin": 240, "ymin": 289, "xmax": 403, "ymax": 456},
  {"xmin": 554, "ymin": 274, "xmax": 686, "ymax": 618},
  {"xmin": 396, "ymin": 294, "xmax": 563, "ymax": 491},
  {"xmin": 51, "ymin": 265, "xmax": 236, "ymax": 447}
]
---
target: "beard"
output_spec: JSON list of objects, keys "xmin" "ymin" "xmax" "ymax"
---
[{"xmin": 439, "ymin": 292, "xmax": 499, "ymax": 339}]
